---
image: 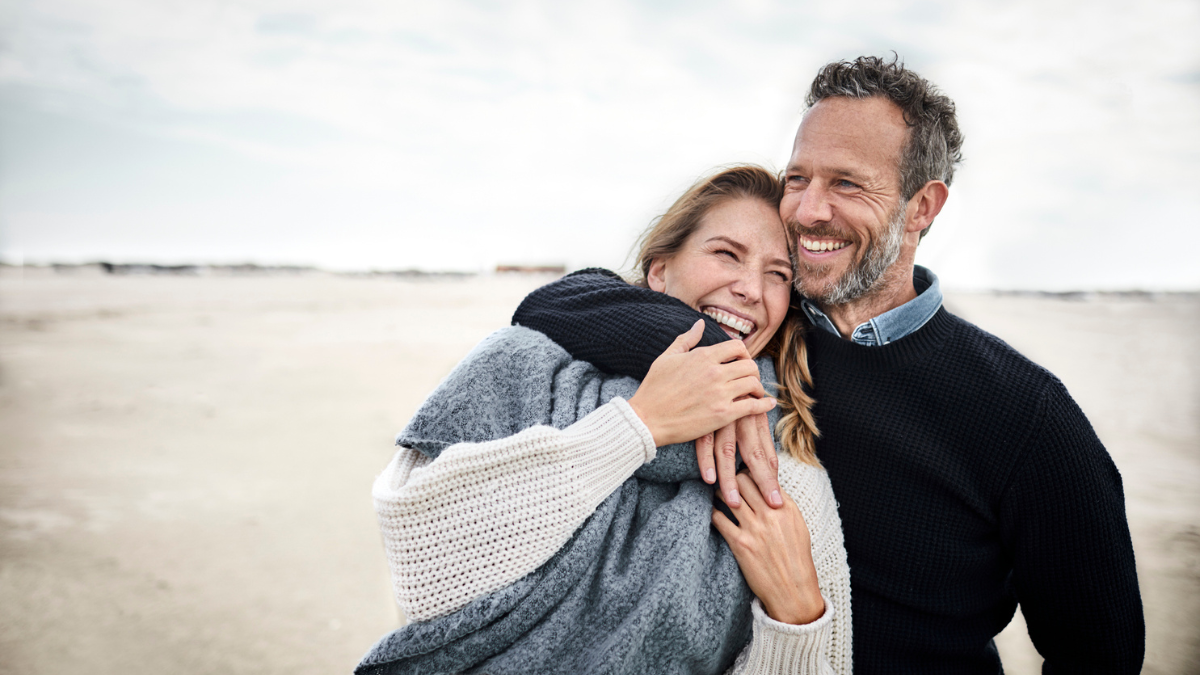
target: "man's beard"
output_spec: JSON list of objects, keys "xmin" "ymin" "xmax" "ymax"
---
[{"xmin": 795, "ymin": 205, "xmax": 906, "ymax": 306}]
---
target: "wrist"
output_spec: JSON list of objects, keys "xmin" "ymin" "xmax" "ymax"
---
[
  {"xmin": 762, "ymin": 585, "xmax": 825, "ymax": 625},
  {"xmin": 625, "ymin": 394, "xmax": 661, "ymax": 446}
]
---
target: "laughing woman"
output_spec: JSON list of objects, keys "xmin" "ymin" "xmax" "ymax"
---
[{"xmin": 357, "ymin": 166, "xmax": 850, "ymax": 675}]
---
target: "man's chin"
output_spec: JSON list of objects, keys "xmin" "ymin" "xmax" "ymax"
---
[{"xmin": 796, "ymin": 269, "xmax": 843, "ymax": 304}]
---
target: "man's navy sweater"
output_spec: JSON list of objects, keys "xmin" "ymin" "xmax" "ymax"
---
[{"xmin": 513, "ymin": 269, "xmax": 1145, "ymax": 674}]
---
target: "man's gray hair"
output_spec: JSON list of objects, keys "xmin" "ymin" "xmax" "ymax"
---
[{"xmin": 806, "ymin": 55, "xmax": 964, "ymax": 238}]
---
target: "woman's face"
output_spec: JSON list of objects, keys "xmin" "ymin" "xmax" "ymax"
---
[{"xmin": 647, "ymin": 197, "xmax": 793, "ymax": 358}]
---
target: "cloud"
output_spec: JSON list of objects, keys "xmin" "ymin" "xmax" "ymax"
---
[{"xmin": 1, "ymin": 0, "xmax": 1198, "ymax": 287}]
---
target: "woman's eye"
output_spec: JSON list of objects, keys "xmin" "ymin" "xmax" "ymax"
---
[
  {"xmin": 715, "ymin": 249, "xmax": 737, "ymax": 260},
  {"xmin": 770, "ymin": 271, "xmax": 791, "ymax": 283}
]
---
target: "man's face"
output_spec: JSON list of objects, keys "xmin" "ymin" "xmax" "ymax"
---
[{"xmin": 780, "ymin": 96, "xmax": 910, "ymax": 306}]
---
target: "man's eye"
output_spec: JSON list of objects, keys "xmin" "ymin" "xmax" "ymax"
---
[
  {"xmin": 786, "ymin": 175, "xmax": 809, "ymax": 185},
  {"xmin": 837, "ymin": 179, "xmax": 860, "ymax": 189}
]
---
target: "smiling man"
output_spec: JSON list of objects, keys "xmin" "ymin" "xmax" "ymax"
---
[
  {"xmin": 773, "ymin": 56, "xmax": 1145, "ymax": 673},
  {"xmin": 514, "ymin": 55, "xmax": 1146, "ymax": 673},
  {"xmin": 784, "ymin": 92, "xmax": 944, "ymax": 340}
]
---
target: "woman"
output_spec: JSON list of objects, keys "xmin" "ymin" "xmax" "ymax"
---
[{"xmin": 358, "ymin": 166, "xmax": 850, "ymax": 674}]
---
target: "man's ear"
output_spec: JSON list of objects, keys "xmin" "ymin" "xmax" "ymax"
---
[
  {"xmin": 646, "ymin": 258, "xmax": 668, "ymax": 293},
  {"xmin": 906, "ymin": 180, "xmax": 949, "ymax": 234}
]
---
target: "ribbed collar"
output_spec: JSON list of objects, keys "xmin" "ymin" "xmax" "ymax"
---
[
  {"xmin": 802, "ymin": 266, "xmax": 943, "ymax": 346},
  {"xmin": 805, "ymin": 305, "xmax": 959, "ymax": 373}
]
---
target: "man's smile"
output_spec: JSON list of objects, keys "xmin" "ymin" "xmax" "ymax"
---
[{"xmin": 798, "ymin": 236, "xmax": 852, "ymax": 259}]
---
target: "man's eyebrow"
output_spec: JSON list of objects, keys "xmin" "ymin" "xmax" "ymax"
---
[
  {"xmin": 705, "ymin": 235, "xmax": 748, "ymax": 252},
  {"xmin": 829, "ymin": 167, "xmax": 866, "ymax": 180},
  {"xmin": 785, "ymin": 163, "xmax": 867, "ymax": 181}
]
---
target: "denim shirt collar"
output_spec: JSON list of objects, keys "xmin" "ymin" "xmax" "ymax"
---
[{"xmin": 801, "ymin": 266, "xmax": 943, "ymax": 346}]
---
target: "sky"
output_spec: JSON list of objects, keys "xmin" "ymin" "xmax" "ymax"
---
[{"xmin": 1, "ymin": 0, "xmax": 1198, "ymax": 290}]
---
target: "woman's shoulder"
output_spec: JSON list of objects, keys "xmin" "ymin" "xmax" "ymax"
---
[{"xmin": 470, "ymin": 325, "xmax": 572, "ymax": 361}]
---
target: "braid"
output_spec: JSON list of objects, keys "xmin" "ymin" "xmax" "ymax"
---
[{"xmin": 767, "ymin": 309, "xmax": 821, "ymax": 466}]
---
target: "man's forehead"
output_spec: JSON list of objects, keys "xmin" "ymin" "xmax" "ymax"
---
[{"xmin": 788, "ymin": 96, "xmax": 907, "ymax": 175}]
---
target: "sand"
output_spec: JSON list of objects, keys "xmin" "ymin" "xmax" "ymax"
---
[{"xmin": 0, "ymin": 268, "xmax": 1196, "ymax": 674}]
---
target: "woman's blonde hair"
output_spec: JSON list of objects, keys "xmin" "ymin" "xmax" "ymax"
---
[{"xmin": 631, "ymin": 165, "xmax": 821, "ymax": 466}]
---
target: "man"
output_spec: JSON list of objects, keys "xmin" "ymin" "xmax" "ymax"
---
[
  {"xmin": 777, "ymin": 56, "xmax": 1144, "ymax": 673},
  {"xmin": 516, "ymin": 55, "xmax": 1145, "ymax": 673}
]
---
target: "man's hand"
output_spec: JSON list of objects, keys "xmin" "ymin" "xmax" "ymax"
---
[
  {"xmin": 627, "ymin": 320, "xmax": 776, "ymax": 448},
  {"xmin": 696, "ymin": 413, "xmax": 782, "ymax": 508}
]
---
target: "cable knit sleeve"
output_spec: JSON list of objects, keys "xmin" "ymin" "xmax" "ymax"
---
[
  {"xmin": 373, "ymin": 397, "xmax": 657, "ymax": 623},
  {"xmin": 726, "ymin": 455, "xmax": 853, "ymax": 675}
]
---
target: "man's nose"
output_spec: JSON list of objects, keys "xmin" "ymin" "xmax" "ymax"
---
[{"xmin": 792, "ymin": 182, "xmax": 833, "ymax": 228}]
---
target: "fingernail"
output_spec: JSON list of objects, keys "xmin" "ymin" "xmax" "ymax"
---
[
  {"xmin": 728, "ymin": 489, "xmax": 740, "ymax": 506},
  {"xmin": 769, "ymin": 490, "xmax": 782, "ymax": 507},
  {"xmin": 705, "ymin": 468, "xmax": 716, "ymax": 483}
]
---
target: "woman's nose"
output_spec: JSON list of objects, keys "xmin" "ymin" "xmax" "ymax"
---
[{"xmin": 731, "ymin": 271, "xmax": 764, "ymax": 304}]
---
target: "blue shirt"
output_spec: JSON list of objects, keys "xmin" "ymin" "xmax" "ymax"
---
[{"xmin": 801, "ymin": 266, "xmax": 943, "ymax": 346}]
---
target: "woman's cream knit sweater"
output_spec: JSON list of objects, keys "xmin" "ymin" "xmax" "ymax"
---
[{"xmin": 374, "ymin": 398, "xmax": 851, "ymax": 675}]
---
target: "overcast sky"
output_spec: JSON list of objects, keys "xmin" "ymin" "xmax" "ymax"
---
[{"xmin": 1, "ymin": 0, "xmax": 1197, "ymax": 289}]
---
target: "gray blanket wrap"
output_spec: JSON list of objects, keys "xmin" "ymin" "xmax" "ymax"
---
[{"xmin": 357, "ymin": 326, "xmax": 779, "ymax": 675}]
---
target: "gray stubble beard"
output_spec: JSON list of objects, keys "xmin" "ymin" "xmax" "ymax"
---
[{"xmin": 795, "ymin": 205, "xmax": 907, "ymax": 306}]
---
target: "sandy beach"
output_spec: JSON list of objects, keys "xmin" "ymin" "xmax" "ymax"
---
[{"xmin": 0, "ymin": 268, "xmax": 1196, "ymax": 674}]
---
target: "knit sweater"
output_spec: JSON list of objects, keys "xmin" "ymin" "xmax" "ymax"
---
[
  {"xmin": 513, "ymin": 269, "xmax": 1145, "ymax": 674},
  {"xmin": 368, "ymin": 328, "xmax": 852, "ymax": 674}
]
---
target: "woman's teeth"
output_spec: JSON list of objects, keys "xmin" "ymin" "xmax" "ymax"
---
[
  {"xmin": 800, "ymin": 238, "xmax": 850, "ymax": 253},
  {"xmin": 703, "ymin": 308, "xmax": 754, "ymax": 339}
]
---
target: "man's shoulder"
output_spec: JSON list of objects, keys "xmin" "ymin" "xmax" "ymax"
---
[{"xmin": 938, "ymin": 309, "xmax": 1061, "ymax": 395}]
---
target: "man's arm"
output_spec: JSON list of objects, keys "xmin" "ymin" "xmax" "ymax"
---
[
  {"xmin": 512, "ymin": 268, "xmax": 731, "ymax": 380},
  {"xmin": 513, "ymin": 269, "xmax": 787, "ymax": 508},
  {"xmin": 999, "ymin": 380, "xmax": 1144, "ymax": 673}
]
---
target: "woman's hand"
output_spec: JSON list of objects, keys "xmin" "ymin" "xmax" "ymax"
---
[
  {"xmin": 696, "ymin": 414, "xmax": 783, "ymax": 509},
  {"xmin": 627, "ymin": 320, "xmax": 776, "ymax": 447},
  {"xmin": 712, "ymin": 473, "xmax": 825, "ymax": 625}
]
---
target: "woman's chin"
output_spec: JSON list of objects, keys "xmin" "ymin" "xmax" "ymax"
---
[{"xmin": 743, "ymin": 331, "xmax": 767, "ymax": 358}]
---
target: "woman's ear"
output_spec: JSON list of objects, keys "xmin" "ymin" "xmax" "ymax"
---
[{"xmin": 646, "ymin": 258, "xmax": 668, "ymax": 293}]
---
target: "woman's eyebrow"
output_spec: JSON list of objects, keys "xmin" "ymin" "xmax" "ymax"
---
[{"xmin": 704, "ymin": 236, "xmax": 747, "ymax": 252}]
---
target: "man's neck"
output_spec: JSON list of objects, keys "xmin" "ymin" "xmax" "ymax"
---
[{"xmin": 819, "ymin": 263, "xmax": 917, "ymax": 338}]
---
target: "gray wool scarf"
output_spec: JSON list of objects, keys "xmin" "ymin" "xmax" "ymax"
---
[{"xmin": 357, "ymin": 326, "xmax": 779, "ymax": 675}]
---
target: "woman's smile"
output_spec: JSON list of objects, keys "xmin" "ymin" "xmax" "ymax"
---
[{"xmin": 701, "ymin": 305, "xmax": 758, "ymax": 341}]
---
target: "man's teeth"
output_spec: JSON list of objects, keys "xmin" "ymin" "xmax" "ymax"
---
[
  {"xmin": 800, "ymin": 238, "xmax": 850, "ymax": 253},
  {"xmin": 703, "ymin": 309, "xmax": 754, "ymax": 336}
]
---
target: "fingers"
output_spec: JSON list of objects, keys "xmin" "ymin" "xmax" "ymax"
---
[
  {"xmin": 731, "ymin": 396, "xmax": 777, "ymax": 419},
  {"xmin": 737, "ymin": 414, "xmax": 783, "ymax": 508},
  {"xmin": 735, "ymin": 471, "xmax": 767, "ymax": 512},
  {"xmin": 695, "ymin": 431, "xmax": 717, "ymax": 484},
  {"xmin": 694, "ymin": 339, "xmax": 752, "ymax": 364},
  {"xmin": 664, "ymin": 319, "xmax": 706, "ymax": 355},
  {"xmin": 714, "ymin": 423, "xmax": 741, "ymax": 508},
  {"xmin": 758, "ymin": 412, "xmax": 778, "ymax": 470},
  {"xmin": 718, "ymin": 358, "xmax": 762, "ymax": 382},
  {"xmin": 727, "ymin": 374, "xmax": 768, "ymax": 402}
]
